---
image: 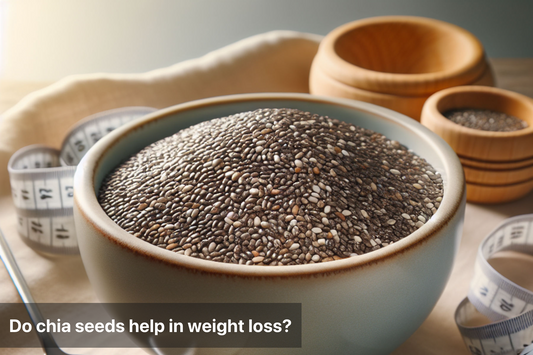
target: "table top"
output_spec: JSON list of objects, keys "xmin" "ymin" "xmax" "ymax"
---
[{"xmin": 1, "ymin": 58, "xmax": 532, "ymax": 355}]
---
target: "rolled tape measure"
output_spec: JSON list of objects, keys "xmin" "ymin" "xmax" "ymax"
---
[
  {"xmin": 7, "ymin": 106, "xmax": 157, "ymax": 255},
  {"xmin": 456, "ymin": 214, "xmax": 533, "ymax": 355}
]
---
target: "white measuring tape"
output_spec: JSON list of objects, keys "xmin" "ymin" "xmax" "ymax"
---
[
  {"xmin": 456, "ymin": 214, "xmax": 533, "ymax": 355},
  {"xmin": 7, "ymin": 107, "xmax": 157, "ymax": 255}
]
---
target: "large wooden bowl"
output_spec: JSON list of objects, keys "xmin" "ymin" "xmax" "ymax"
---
[
  {"xmin": 463, "ymin": 163, "xmax": 533, "ymax": 185},
  {"xmin": 310, "ymin": 62, "xmax": 494, "ymax": 120},
  {"xmin": 311, "ymin": 16, "xmax": 490, "ymax": 97},
  {"xmin": 421, "ymin": 85, "xmax": 533, "ymax": 162}
]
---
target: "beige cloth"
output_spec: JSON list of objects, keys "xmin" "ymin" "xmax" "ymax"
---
[{"xmin": 0, "ymin": 30, "xmax": 532, "ymax": 355}]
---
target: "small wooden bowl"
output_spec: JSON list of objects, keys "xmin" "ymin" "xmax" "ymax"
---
[
  {"xmin": 459, "ymin": 154, "xmax": 533, "ymax": 170},
  {"xmin": 310, "ymin": 62, "xmax": 494, "ymax": 120},
  {"xmin": 311, "ymin": 16, "xmax": 489, "ymax": 97},
  {"xmin": 463, "ymin": 162, "xmax": 533, "ymax": 185},
  {"xmin": 467, "ymin": 179, "xmax": 533, "ymax": 204},
  {"xmin": 421, "ymin": 85, "xmax": 533, "ymax": 161}
]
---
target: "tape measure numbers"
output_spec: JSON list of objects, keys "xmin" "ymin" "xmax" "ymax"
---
[
  {"xmin": 456, "ymin": 214, "xmax": 533, "ymax": 355},
  {"xmin": 8, "ymin": 107, "xmax": 157, "ymax": 255}
]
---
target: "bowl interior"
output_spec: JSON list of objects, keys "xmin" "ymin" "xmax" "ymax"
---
[
  {"xmin": 83, "ymin": 94, "xmax": 463, "ymax": 275},
  {"xmin": 435, "ymin": 90, "xmax": 533, "ymax": 128},
  {"xmin": 334, "ymin": 20, "xmax": 478, "ymax": 75},
  {"xmin": 94, "ymin": 98, "xmax": 451, "ymax": 193}
]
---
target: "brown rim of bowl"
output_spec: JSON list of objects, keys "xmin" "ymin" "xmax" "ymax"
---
[
  {"xmin": 316, "ymin": 16, "xmax": 486, "ymax": 96},
  {"xmin": 74, "ymin": 93, "xmax": 465, "ymax": 278}
]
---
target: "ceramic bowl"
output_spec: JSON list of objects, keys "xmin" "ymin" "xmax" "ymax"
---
[
  {"xmin": 309, "ymin": 16, "xmax": 494, "ymax": 120},
  {"xmin": 73, "ymin": 93, "xmax": 465, "ymax": 355}
]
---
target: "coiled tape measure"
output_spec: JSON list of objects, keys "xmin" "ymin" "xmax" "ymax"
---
[
  {"xmin": 7, "ymin": 106, "xmax": 157, "ymax": 255},
  {"xmin": 456, "ymin": 214, "xmax": 533, "ymax": 355}
]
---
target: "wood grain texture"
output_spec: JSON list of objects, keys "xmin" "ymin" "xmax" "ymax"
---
[
  {"xmin": 0, "ymin": 56, "xmax": 531, "ymax": 355},
  {"xmin": 463, "ymin": 161, "xmax": 533, "ymax": 185},
  {"xmin": 421, "ymin": 83, "xmax": 533, "ymax": 203},
  {"xmin": 312, "ymin": 16, "xmax": 488, "ymax": 96},
  {"xmin": 466, "ymin": 178, "xmax": 533, "ymax": 204},
  {"xmin": 309, "ymin": 62, "xmax": 428, "ymax": 119},
  {"xmin": 421, "ymin": 85, "xmax": 533, "ymax": 161},
  {"xmin": 459, "ymin": 154, "xmax": 533, "ymax": 170},
  {"xmin": 310, "ymin": 61, "xmax": 494, "ymax": 120}
]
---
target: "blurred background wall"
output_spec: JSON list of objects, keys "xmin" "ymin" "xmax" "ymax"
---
[{"xmin": 0, "ymin": 0, "xmax": 532, "ymax": 81}]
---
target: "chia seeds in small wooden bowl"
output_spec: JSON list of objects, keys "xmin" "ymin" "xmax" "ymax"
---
[
  {"xmin": 444, "ymin": 108, "xmax": 528, "ymax": 132},
  {"xmin": 421, "ymin": 85, "xmax": 533, "ymax": 203},
  {"xmin": 99, "ymin": 108, "xmax": 444, "ymax": 265}
]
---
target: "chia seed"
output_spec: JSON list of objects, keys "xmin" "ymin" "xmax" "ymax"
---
[
  {"xmin": 443, "ymin": 108, "xmax": 528, "ymax": 132},
  {"xmin": 98, "ymin": 108, "xmax": 444, "ymax": 265}
]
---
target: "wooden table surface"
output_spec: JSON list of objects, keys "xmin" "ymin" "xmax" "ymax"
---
[{"xmin": 0, "ymin": 58, "xmax": 532, "ymax": 355}]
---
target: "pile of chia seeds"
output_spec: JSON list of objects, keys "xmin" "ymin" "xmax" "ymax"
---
[
  {"xmin": 444, "ymin": 108, "xmax": 528, "ymax": 132},
  {"xmin": 99, "ymin": 108, "xmax": 444, "ymax": 265}
]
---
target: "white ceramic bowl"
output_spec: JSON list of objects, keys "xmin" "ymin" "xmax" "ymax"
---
[{"xmin": 74, "ymin": 93, "xmax": 465, "ymax": 355}]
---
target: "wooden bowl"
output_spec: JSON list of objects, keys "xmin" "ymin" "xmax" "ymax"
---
[
  {"xmin": 421, "ymin": 85, "xmax": 533, "ymax": 161},
  {"xmin": 310, "ymin": 63, "xmax": 427, "ymax": 118},
  {"xmin": 463, "ymin": 162, "xmax": 533, "ymax": 185},
  {"xmin": 459, "ymin": 154, "xmax": 533, "ymax": 170},
  {"xmin": 461, "ymin": 153, "xmax": 533, "ymax": 201},
  {"xmin": 310, "ymin": 62, "xmax": 494, "ymax": 120},
  {"xmin": 311, "ymin": 16, "xmax": 489, "ymax": 97},
  {"xmin": 466, "ymin": 179, "xmax": 533, "ymax": 204}
]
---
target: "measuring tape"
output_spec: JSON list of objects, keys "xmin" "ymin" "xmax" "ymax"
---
[
  {"xmin": 456, "ymin": 214, "xmax": 533, "ymax": 355},
  {"xmin": 7, "ymin": 107, "xmax": 157, "ymax": 255}
]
